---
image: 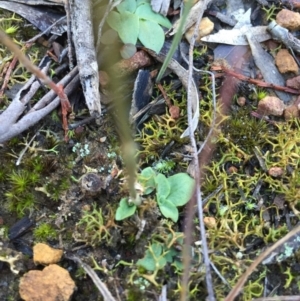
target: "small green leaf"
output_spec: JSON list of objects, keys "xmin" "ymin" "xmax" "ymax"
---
[
  {"xmin": 158, "ymin": 198, "xmax": 179, "ymax": 222},
  {"xmin": 135, "ymin": 3, "xmax": 172, "ymax": 28},
  {"xmin": 139, "ymin": 167, "xmax": 156, "ymax": 194},
  {"xmin": 155, "ymin": 173, "xmax": 170, "ymax": 199},
  {"xmin": 137, "ymin": 243, "xmax": 167, "ymax": 271},
  {"xmin": 107, "ymin": 11, "xmax": 121, "ymax": 31},
  {"xmin": 164, "ymin": 247, "xmax": 178, "ymax": 263},
  {"xmin": 117, "ymin": 0, "xmax": 137, "ymax": 13},
  {"xmin": 107, "ymin": 11, "xmax": 139, "ymax": 44},
  {"xmin": 138, "ymin": 19, "xmax": 165, "ymax": 53},
  {"xmin": 167, "ymin": 173, "xmax": 195, "ymax": 206},
  {"xmin": 115, "ymin": 198, "xmax": 137, "ymax": 220}
]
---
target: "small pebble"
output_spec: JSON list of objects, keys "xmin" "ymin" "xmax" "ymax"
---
[
  {"xmin": 33, "ymin": 243, "xmax": 63, "ymax": 265},
  {"xmin": 203, "ymin": 217, "xmax": 216, "ymax": 228},
  {"xmin": 275, "ymin": 49, "xmax": 298, "ymax": 74},
  {"xmin": 237, "ymin": 96, "xmax": 246, "ymax": 106},
  {"xmin": 169, "ymin": 105, "xmax": 180, "ymax": 119},
  {"xmin": 257, "ymin": 96, "xmax": 285, "ymax": 116},
  {"xmin": 19, "ymin": 264, "xmax": 76, "ymax": 301},
  {"xmin": 268, "ymin": 167, "xmax": 284, "ymax": 178},
  {"xmin": 185, "ymin": 17, "xmax": 214, "ymax": 44},
  {"xmin": 286, "ymin": 75, "xmax": 300, "ymax": 89},
  {"xmin": 284, "ymin": 105, "xmax": 299, "ymax": 120},
  {"xmin": 276, "ymin": 9, "xmax": 300, "ymax": 31}
]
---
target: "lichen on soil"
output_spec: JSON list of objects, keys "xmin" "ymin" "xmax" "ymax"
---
[{"xmin": 1, "ymin": 3, "xmax": 300, "ymax": 301}]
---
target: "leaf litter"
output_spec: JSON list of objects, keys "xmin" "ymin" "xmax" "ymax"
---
[{"xmin": 2, "ymin": 0, "xmax": 300, "ymax": 300}]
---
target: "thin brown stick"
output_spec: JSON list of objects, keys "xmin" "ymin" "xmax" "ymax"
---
[
  {"xmin": 0, "ymin": 56, "xmax": 18, "ymax": 99},
  {"xmin": 182, "ymin": 0, "xmax": 214, "ymax": 301},
  {"xmin": 253, "ymin": 296, "xmax": 300, "ymax": 301},
  {"xmin": 224, "ymin": 224, "xmax": 300, "ymax": 301},
  {"xmin": 211, "ymin": 64, "xmax": 300, "ymax": 95},
  {"xmin": 66, "ymin": 254, "xmax": 116, "ymax": 301}
]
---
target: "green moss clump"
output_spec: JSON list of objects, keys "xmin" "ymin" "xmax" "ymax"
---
[{"xmin": 33, "ymin": 223, "xmax": 58, "ymax": 242}]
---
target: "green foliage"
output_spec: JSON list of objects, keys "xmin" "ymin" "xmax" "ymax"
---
[
  {"xmin": 33, "ymin": 223, "xmax": 58, "ymax": 242},
  {"xmin": 8, "ymin": 170, "xmax": 38, "ymax": 194},
  {"xmin": 115, "ymin": 167, "xmax": 195, "ymax": 222},
  {"xmin": 153, "ymin": 159, "xmax": 175, "ymax": 174},
  {"xmin": 156, "ymin": 0, "xmax": 193, "ymax": 80},
  {"xmin": 132, "ymin": 223, "xmax": 188, "ymax": 286},
  {"xmin": 0, "ymin": 13, "xmax": 22, "ymax": 35},
  {"xmin": 107, "ymin": 0, "xmax": 171, "ymax": 53},
  {"xmin": 75, "ymin": 204, "xmax": 111, "ymax": 246},
  {"xmin": 115, "ymin": 198, "xmax": 137, "ymax": 220},
  {"xmin": 262, "ymin": 3, "xmax": 280, "ymax": 21},
  {"xmin": 136, "ymin": 114, "xmax": 188, "ymax": 161}
]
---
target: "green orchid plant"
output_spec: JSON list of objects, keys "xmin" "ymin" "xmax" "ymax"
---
[
  {"xmin": 107, "ymin": 0, "xmax": 172, "ymax": 53},
  {"xmin": 116, "ymin": 167, "xmax": 195, "ymax": 222}
]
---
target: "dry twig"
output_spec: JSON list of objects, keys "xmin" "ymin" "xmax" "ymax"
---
[
  {"xmin": 182, "ymin": 0, "xmax": 215, "ymax": 300},
  {"xmin": 0, "ymin": 30, "xmax": 74, "ymax": 141},
  {"xmin": 66, "ymin": 254, "xmax": 116, "ymax": 301},
  {"xmin": 224, "ymin": 224, "xmax": 300, "ymax": 301}
]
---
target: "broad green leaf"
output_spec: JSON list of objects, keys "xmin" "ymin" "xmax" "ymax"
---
[
  {"xmin": 155, "ymin": 173, "xmax": 170, "ymax": 199},
  {"xmin": 167, "ymin": 173, "xmax": 195, "ymax": 206},
  {"xmin": 107, "ymin": 11, "xmax": 121, "ymax": 32},
  {"xmin": 140, "ymin": 166, "xmax": 156, "ymax": 178},
  {"xmin": 138, "ymin": 19, "xmax": 165, "ymax": 53},
  {"xmin": 115, "ymin": 198, "xmax": 137, "ymax": 220},
  {"xmin": 139, "ymin": 167, "xmax": 156, "ymax": 194},
  {"xmin": 158, "ymin": 198, "xmax": 179, "ymax": 222},
  {"xmin": 137, "ymin": 243, "xmax": 167, "ymax": 271},
  {"xmin": 117, "ymin": 0, "xmax": 137, "ymax": 14},
  {"xmin": 107, "ymin": 11, "xmax": 139, "ymax": 44},
  {"xmin": 135, "ymin": 3, "xmax": 172, "ymax": 28}
]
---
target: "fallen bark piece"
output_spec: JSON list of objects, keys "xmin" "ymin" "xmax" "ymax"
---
[
  {"xmin": 19, "ymin": 264, "xmax": 76, "ymax": 301},
  {"xmin": 257, "ymin": 96, "xmax": 285, "ymax": 116},
  {"xmin": 275, "ymin": 49, "xmax": 298, "ymax": 74},
  {"xmin": 276, "ymin": 9, "xmax": 300, "ymax": 31},
  {"xmin": 202, "ymin": 25, "xmax": 270, "ymax": 45},
  {"xmin": 202, "ymin": 9, "xmax": 271, "ymax": 45},
  {"xmin": 246, "ymin": 32, "xmax": 291, "ymax": 103},
  {"xmin": 70, "ymin": 0, "xmax": 101, "ymax": 117},
  {"xmin": 151, "ymin": 0, "xmax": 170, "ymax": 16},
  {"xmin": 0, "ymin": 1, "xmax": 66, "ymax": 36},
  {"xmin": 33, "ymin": 243, "xmax": 63, "ymax": 265},
  {"xmin": 268, "ymin": 21, "xmax": 300, "ymax": 54},
  {"xmin": 226, "ymin": 0, "xmax": 244, "ymax": 20}
]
